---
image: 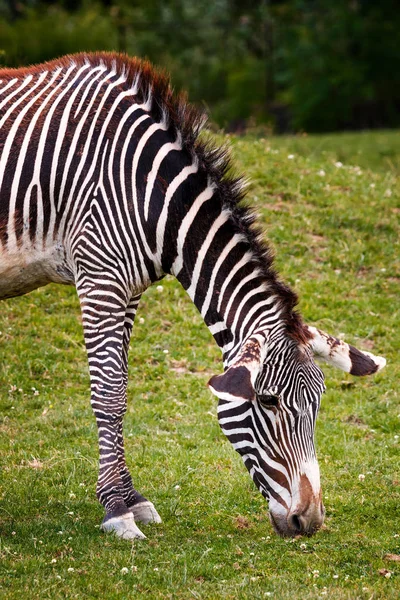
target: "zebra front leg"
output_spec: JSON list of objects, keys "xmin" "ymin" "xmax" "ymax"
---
[
  {"xmin": 79, "ymin": 290, "xmax": 146, "ymax": 540},
  {"xmin": 117, "ymin": 296, "xmax": 162, "ymax": 525}
]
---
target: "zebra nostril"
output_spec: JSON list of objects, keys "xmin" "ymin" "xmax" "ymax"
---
[{"xmin": 289, "ymin": 513, "xmax": 303, "ymax": 533}]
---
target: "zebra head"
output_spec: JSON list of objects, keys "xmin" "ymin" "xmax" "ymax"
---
[{"xmin": 208, "ymin": 326, "xmax": 386, "ymax": 537}]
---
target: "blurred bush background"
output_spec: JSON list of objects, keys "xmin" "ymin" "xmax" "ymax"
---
[{"xmin": 0, "ymin": 0, "xmax": 399, "ymax": 133}]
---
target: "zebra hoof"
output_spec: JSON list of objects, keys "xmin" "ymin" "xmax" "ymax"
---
[
  {"xmin": 130, "ymin": 501, "xmax": 162, "ymax": 525},
  {"xmin": 101, "ymin": 512, "xmax": 146, "ymax": 540}
]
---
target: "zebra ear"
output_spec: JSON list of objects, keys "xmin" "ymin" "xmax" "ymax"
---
[
  {"xmin": 306, "ymin": 326, "xmax": 386, "ymax": 376},
  {"xmin": 208, "ymin": 365, "xmax": 256, "ymax": 402},
  {"xmin": 209, "ymin": 335, "xmax": 265, "ymax": 401}
]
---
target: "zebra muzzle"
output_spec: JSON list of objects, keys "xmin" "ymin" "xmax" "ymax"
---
[
  {"xmin": 268, "ymin": 469, "xmax": 325, "ymax": 537},
  {"xmin": 269, "ymin": 501, "xmax": 325, "ymax": 537}
]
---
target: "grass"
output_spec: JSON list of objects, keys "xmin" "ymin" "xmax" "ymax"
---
[
  {"xmin": 0, "ymin": 129, "xmax": 399, "ymax": 599},
  {"xmin": 244, "ymin": 128, "xmax": 400, "ymax": 175}
]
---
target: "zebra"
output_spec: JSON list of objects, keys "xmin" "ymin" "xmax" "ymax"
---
[{"xmin": 0, "ymin": 53, "xmax": 385, "ymax": 540}]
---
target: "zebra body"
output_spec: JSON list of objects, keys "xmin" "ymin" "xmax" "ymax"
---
[{"xmin": 0, "ymin": 54, "xmax": 385, "ymax": 539}]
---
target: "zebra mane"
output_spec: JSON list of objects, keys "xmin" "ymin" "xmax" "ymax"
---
[{"xmin": 0, "ymin": 52, "xmax": 309, "ymax": 345}]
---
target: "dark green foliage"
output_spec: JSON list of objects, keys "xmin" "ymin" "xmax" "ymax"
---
[{"xmin": 282, "ymin": 1, "xmax": 400, "ymax": 132}]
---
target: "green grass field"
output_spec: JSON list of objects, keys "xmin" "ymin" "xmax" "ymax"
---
[{"xmin": 0, "ymin": 130, "xmax": 399, "ymax": 599}]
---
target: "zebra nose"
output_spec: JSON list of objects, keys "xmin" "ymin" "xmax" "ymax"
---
[
  {"xmin": 269, "ymin": 503, "xmax": 325, "ymax": 537},
  {"xmin": 287, "ymin": 503, "xmax": 325, "ymax": 536}
]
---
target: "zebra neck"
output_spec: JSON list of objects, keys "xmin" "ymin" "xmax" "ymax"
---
[{"xmin": 172, "ymin": 228, "xmax": 287, "ymax": 367}]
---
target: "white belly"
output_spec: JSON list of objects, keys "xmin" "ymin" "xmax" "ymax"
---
[{"xmin": 0, "ymin": 246, "xmax": 74, "ymax": 299}]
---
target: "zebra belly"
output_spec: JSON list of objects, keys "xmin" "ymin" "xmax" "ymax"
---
[{"xmin": 0, "ymin": 248, "xmax": 74, "ymax": 299}]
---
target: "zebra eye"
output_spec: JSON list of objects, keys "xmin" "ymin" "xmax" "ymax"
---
[{"xmin": 258, "ymin": 394, "xmax": 280, "ymax": 407}]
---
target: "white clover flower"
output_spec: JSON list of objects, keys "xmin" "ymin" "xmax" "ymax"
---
[
  {"xmin": 385, "ymin": 572, "xmax": 392, "ymax": 578},
  {"xmin": 333, "ymin": 574, "xmax": 339, "ymax": 579},
  {"xmin": 384, "ymin": 189, "xmax": 392, "ymax": 197},
  {"xmin": 120, "ymin": 567, "xmax": 129, "ymax": 575},
  {"xmin": 156, "ymin": 285, "xmax": 163, "ymax": 292},
  {"xmin": 358, "ymin": 474, "xmax": 365, "ymax": 481},
  {"xmin": 318, "ymin": 170, "xmax": 326, "ymax": 176},
  {"xmin": 51, "ymin": 558, "xmax": 57, "ymax": 564},
  {"xmin": 335, "ymin": 161, "xmax": 343, "ymax": 168},
  {"xmin": 139, "ymin": 317, "xmax": 145, "ymax": 324},
  {"xmin": 288, "ymin": 154, "xmax": 294, "ymax": 159},
  {"xmin": 67, "ymin": 567, "xmax": 74, "ymax": 573}
]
